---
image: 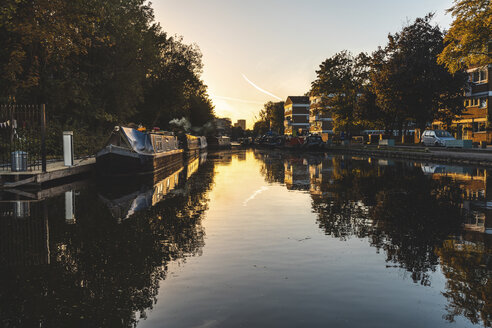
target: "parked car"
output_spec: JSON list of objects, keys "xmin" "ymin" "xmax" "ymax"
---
[{"xmin": 421, "ymin": 130, "xmax": 456, "ymax": 147}]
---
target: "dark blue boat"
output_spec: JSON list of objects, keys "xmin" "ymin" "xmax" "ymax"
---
[{"xmin": 96, "ymin": 126, "xmax": 183, "ymax": 177}]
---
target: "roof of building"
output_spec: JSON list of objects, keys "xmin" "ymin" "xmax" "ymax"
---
[{"xmin": 285, "ymin": 96, "xmax": 310, "ymax": 105}]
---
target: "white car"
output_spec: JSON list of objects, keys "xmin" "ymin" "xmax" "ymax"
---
[{"xmin": 421, "ymin": 130, "xmax": 456, "ymax": 147}]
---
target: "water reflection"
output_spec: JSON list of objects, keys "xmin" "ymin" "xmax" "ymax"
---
[
  {"xmin": 0, "ymin": 154, "xmax": 215, "ymax": 327},
  {"xmin": 256, "ymin": 150, "xmax": 492, "ymax": 326},
  {"xmin": 3, "ymin": 150, "xmax": 492, "ymax": 327}
]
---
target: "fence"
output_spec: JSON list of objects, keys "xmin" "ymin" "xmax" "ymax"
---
[{"xmin": 0, "ymin": 104, "xmax": 46, "ymax": 172}]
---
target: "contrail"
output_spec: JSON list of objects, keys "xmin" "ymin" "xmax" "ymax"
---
[
  {"xmin": 243, "ymin": 186, "xmax": 269, "ymax": 206},
  {"xmin": 242, "ymin": 74, "xmax": 282, "ymax": 101},
  {"xmin": 212, "ymin": 95, "xmax": 265, "ymax": 105}
]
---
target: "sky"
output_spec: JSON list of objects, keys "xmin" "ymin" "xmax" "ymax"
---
[{"xmin": 153, "ymin": 0, "xmax": 455, "ymax": 129}]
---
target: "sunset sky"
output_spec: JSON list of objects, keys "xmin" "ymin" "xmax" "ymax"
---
[{"xmin": 153, "ymin": 0, "xmax": 455, "ymax": 128}]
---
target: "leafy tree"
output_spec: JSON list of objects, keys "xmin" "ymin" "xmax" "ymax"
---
[
  {"xmin": 253, "ymin": 120, "xmax": 269, "ymax": 136},
  {"xmin": 311, "ymin": 51, "xmax": 367, "ymax": 133},
  {"xmin": 369, "ymin": 15, "xmax": 468, "ymax": 132},
  {"xmin": 259, "ymin": 101, "xmax": 285, "ymax": 134},
  {"xmin": 253, "ymin": 101, "xmax": 284, "ymax": 135},
  {"xmin": 438, "ymin": 0, "xmax": 492, "ymax": 73},
  {"xmin": 0, "ymin": 0, "xmax": 216, "ymax": 153}
]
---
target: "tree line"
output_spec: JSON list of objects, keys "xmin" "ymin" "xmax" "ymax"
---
[
  {"xmin": 254, "ymin": 0, "xmax": 491, "ymax": 136},
  {"xmin": 0, "ymin": 0, "xmax": 215, "ymax": 153},
  {"xmin": 311, "ymin": 14, "xmax": 469, "ymax": 135}
]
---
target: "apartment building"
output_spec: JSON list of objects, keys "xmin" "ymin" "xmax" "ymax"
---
[
  {"xmin": 234, "ymin": 119, "xmax": 246, "ymax": 130},
  {"xmin": 309, "ymin": 95, "xmax": 334, "ymax": 141},
  {"xmin": 433, "ymin": 64, "xmax": 491, "ymax": 143},
  {"xmin": 284, "ymin": 96, "xmax": 310, "ymax": 136}
]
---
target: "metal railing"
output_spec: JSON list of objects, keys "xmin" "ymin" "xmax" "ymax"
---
[{"xmin": 0, "ymin": 104, "xmax": 46, "ymax": 172}]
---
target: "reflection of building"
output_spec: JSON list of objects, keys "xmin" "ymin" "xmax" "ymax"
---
[
  {"xmin": 433, "ymin": 60, "xmax": 491, "ymax": 143},
  {"xmin": 234, "ymin": 119, "xmax": 246, "ymax": 130},
  {"xmin": 237, "ymin": 152, "xmax": 246, "ymax": 161},
  {"xmin": 284, "ymin": 158, "xmax": 310, "ymax": 190},
  {"xmin": 309, "ymin": 95, "xmax": 334, "ymax": 141},
  {"xmin": 214, "ymin": 118, "xmax": 232, "ymax": 136},
  {"xmin": 284, "ymin": 96, "xmax": 310, "ymax": 136},
  {"xmin": 309, "ymin": 156, "xmax": 335, "ymax": 196},
  {"xmin": 424, "ymin": 164, "xmax": 492, "ymax": 234}
]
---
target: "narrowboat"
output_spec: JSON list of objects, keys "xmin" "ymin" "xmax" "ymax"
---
[
  {"xmin": 179, "ymin": 134, "xmax": 201, "ymax": 151},
  {"xmin": 207, "ymin": 136, "xmax": 231, "ymax": 149},
  {"xmin": 96, "ymin": 126, "xmax": 183, "ymax": 176}
]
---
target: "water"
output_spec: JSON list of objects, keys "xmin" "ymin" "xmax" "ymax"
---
[{"xmin": 1, "ymin": 150, "xmax": 491, "ymax": 327}]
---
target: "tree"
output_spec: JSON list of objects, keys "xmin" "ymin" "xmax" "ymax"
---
[
  {"xmin": 260, "ymin": 101, "xmax": 285, "ymax": 134},
  {"xmin": 0, "ymin": 0, "xmax": 215, "ymax": 154},
  {"xmin": 370, "ymin": 15, "xmax": 468, "ymax": 132},
  {"xmin": 311, "ymin": 51, "xmax": 367, "ymax": 133},
  {"xmin": 438, "ymin": 0, "xmax": 492, "ymax": 73},
  {"xmin": 253, "ymin": 120, "xmax": 269, "ymax": 136},
  {"xmin": 253, "ymin": 101, "xmax": 284, "ymax": 135}
]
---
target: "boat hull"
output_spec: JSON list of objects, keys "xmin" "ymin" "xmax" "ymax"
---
[{"xmin": 96, "ymin": 146, "xmax": 183, "ymax": 177}]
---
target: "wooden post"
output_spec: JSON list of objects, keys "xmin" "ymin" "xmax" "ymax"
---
[{"xmin": 40, "ymin": 104, "xmax": 46, "ymax": 172}]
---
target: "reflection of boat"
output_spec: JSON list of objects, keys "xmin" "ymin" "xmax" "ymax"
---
[
  {"xmin": 198, "ymin": 136, "xmax": 208, "ymax": 150},
  {"xmin": 200, "ymin": 152, "xmax": 208, "ymax": 164},
  {"xmin": 420, "ymin": 163, "xmax": 474, "ymax": 175},
  {"xmin": 99, "ymin": 165, "xmax": 183, "ymax": 221},
  {"xmin": 96, "ymin": 126, "xmax": 183, "ymax": 176},
  {"xmin": 184, "ymin": 157, "xmax": 200, "ymax": 180}
]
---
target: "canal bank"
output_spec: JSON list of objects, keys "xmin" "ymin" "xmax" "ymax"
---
[{"xmin": 315, "ymin": 144, "xmax": 492, "ymax": 167}]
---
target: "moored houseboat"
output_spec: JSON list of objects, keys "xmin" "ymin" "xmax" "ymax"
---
[
  {"xmin": 179, "ymin": 134, "xmax": 201, "ymax": 152},
  {"xmin": 207, "ymin": 136, "xmax": 231, "ymax": 149},
  {"xmin": 96, "ymin": 126, "xmax": 183, "ymax": 176}
]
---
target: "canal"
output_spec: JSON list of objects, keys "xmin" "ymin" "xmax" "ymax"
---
[{"xmin": 1, "ymin": 149, "xmax": 491, "ymax": 327}]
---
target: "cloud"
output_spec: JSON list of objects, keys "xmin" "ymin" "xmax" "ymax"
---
[{"xmin": 242, "ymin": 74, "xmax": 282, "ymax": 101}]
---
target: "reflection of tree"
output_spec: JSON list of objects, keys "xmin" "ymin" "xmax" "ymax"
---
[
  {"xmin": 368, "ymin": 171, "xmax": 463, "ymax": 285},
  {"xmin": 310, "ymin": 159, "xmax": 464, "ymax": 285},
  {"xmin": 437, "ymin": 234, "xmax": 492, "ymax": 327},
  {"xmin": 256, "ymin": 151, "xmax": 285, "ymax": 184},
  {"xmin": 0, "ymin": 160, "xmax": 215, "ymax": 327}
]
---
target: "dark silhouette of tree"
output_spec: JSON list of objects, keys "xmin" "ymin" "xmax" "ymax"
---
[
  {"xmin": 253, "ymin": 101, "xmax": 285, "ymax": 135},
  {"xmin": 311, "ymin": 51, "xmax": 368, "ymax": 134},
  {"xmin": 0, "ymin": 0, "xmax": 215, "ymax": 153},
  {"xmin": 369, "ymin": 15, "xmax": 468, "ymax": 132}
]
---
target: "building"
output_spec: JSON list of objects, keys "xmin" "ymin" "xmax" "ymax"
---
[
  {"xmin": 234, "ymin": 119, "xmax": 246, "ymax": 130},
  {"xmin": 309, "ymin": 95, "xmax": 334, "ymax": 141},
  {"xmin": 284, "ymin": 96, "xmax": 310, "ymax": 136},
  {"xmin": 433, "ymin": 64, "xmax": 491, "ymax": 143},
  {"xmin": 214, "ymin": 118, "xmax": 232, "ymax": 136}
]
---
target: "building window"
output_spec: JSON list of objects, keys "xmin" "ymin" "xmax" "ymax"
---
[
  {"xmin": 472, "ymin": 122, "xmax": 486, "ymax": 132},
  {"xmin": 470, "ymin": 68, "xmax": 488, "ymax": 83},
  {"xmin": 466, "ymin": 98, "xmax": 482, "ymax": 107},
  {"xmin": 480, "ymin": 97, "xmax": 487, "ymax": 108}
]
